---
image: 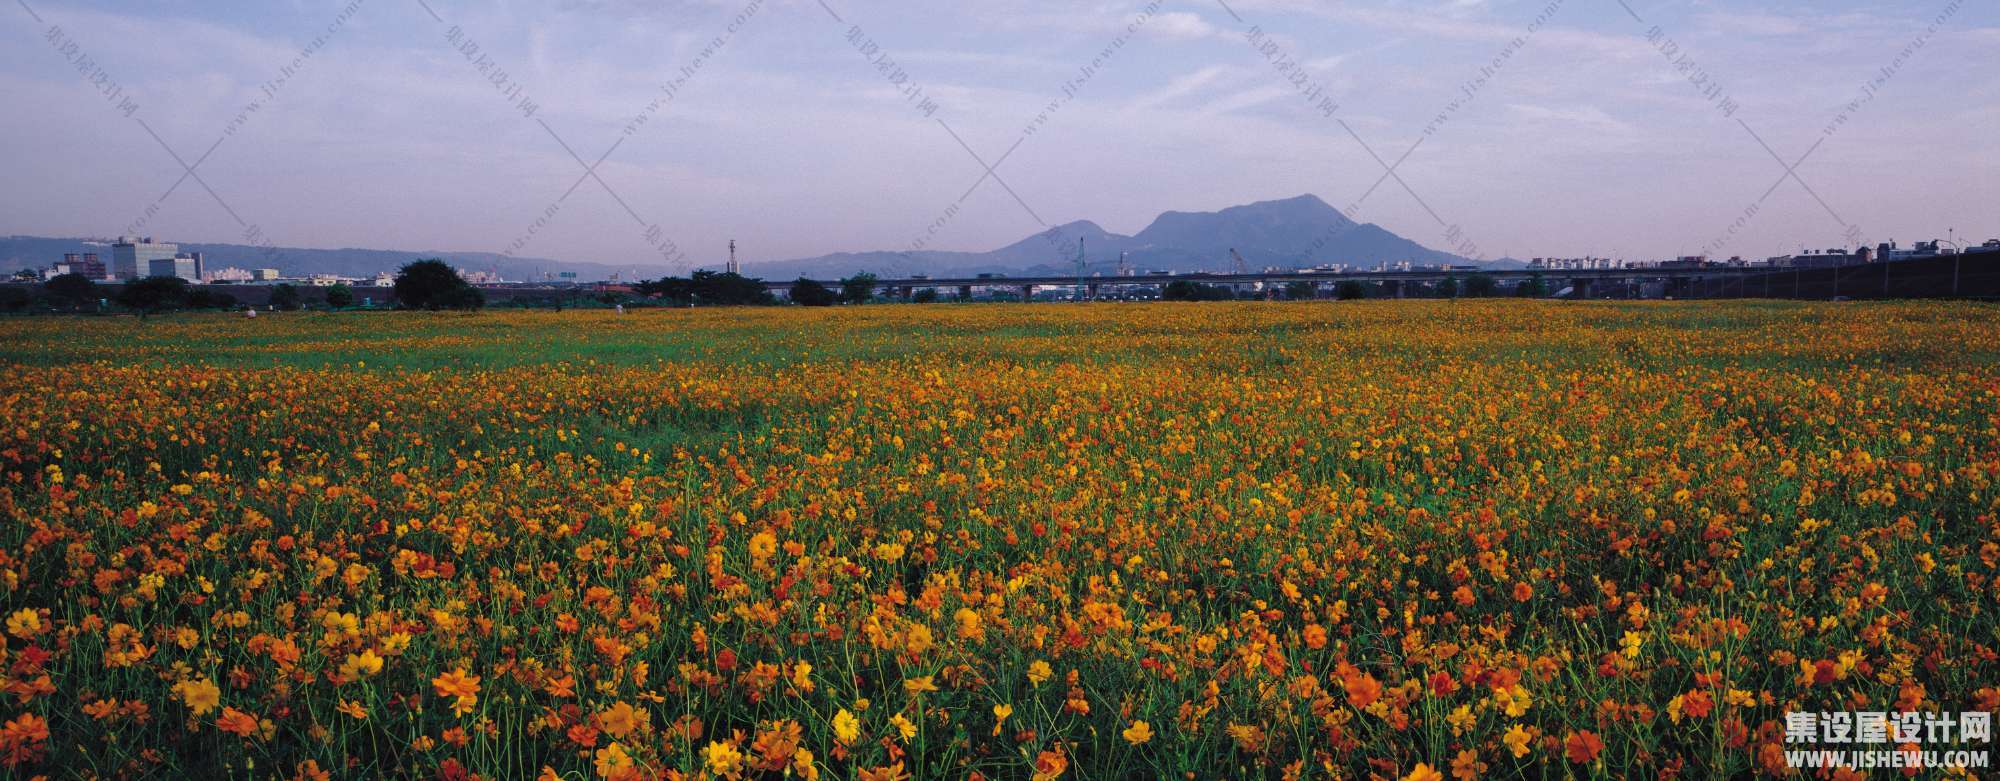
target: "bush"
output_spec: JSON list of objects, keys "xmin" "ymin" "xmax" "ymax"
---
[
  {"xmin": 911, "ymin": 288, "xmax": 940, "ymax": 304},
  {"xmin": 1464, "ymin": 275, "xmax": 1498, "ymax": 298},
  {"xmin": 0, "ymin": 286, "xmax": 31, "ymax": 312},
  {"xmin": 325, "ymin": 283, "xmax": 355, "ymax": 309},
  {"xmin": 1335, "ymin": 280, "xmax": 1367, "ymax": 300}
]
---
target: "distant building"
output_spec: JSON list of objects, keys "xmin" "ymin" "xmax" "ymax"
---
[
  {"xmin": 147, "ymin": 253, "xmax": 203, "ymax": 282},
  {"xmin": 62, "ymin": 252, "xmax": 106, "ymax": 279},
  {"xmin": 112, "ymin": 237, "xmax": 177, "ymax": 280},
  {"xmin": 371, "ymin": 272, "xmax": 395, "ymax": 287},
  {"xmin": 254, "ymin": 268, "xmax": 282, "ymax": 281}
]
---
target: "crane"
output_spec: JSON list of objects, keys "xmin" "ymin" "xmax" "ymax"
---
[{"xmin": 1229, "ymin": 248, "xmax": 1251, "ymax": 275}]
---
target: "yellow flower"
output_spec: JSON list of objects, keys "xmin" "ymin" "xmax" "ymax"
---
[
  {"xmin": 1122, "ymin": 720, "xmax": 1154, "ymax": 745},
  {"xmin": 703, "ymin": 740, "xmax": 744, "ymax": 776},
  {"xmin": 339, "ymin": 649, "xmax": 384, "ymax": 680},
  {"xmin": 594, "ymin": 742, "xmax": 635, "ymax": 778},
  {"xmin": 992, "ymin": 703, "xmax": 1014, "ymax": 736},
  {"xmin": 6, "ymin": 609, "xmax": 41, "ymax": 639},
  {"xmin": 903, "ymin": 675, "xmax": 938, "ymax": 695},
  {"xmin": 791, "ymin": 661, "xmax": 814, "ymax": 693},
  {"xmin": 1445, "ymin": 704, "xmax": 1475, "ymax": 736},
  {"xmin": 1027, "ymin": 660, "xmax": 1053, "ymax": 686},
  {"xmin": 891, "ymin": 713, "xmax": 918, "ymax": 741},
  {"xmin": 832, "ymin": 708, "xmax": 862, "ymax": 746},
  {"xmin": 1503, "ymin": 723, "xmax": 1533, "ymax": 758},
  {"xmin": 174, "ymin": 677, "xmax": 222, "ymax": 716},
  {"xmin": 791, "ymin": 748, "xmax": 819, "ymax": 781}
]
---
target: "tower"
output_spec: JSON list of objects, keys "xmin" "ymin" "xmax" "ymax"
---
[{"xmin": 727, "ymin": 240, "xmax": 739, "ymax": 275}]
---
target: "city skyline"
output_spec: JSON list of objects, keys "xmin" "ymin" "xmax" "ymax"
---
[{"xmin": 3, "ymin": 0, "xmax": 1995, "ymax": 271}]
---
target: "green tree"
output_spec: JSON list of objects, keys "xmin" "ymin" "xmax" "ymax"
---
[
  {"xmin": 1438, "ymin": 275, "xmax": 1460, "ymax": 299},
  {"xmin": 1284, "ymin": 281, "xmax": 1316, "ymax": 300},
  {"xmin": 1464, "ymin": 274, "xmax": 1498, "ymax": 298},
  {"xmin": 839, "ymin": 273, "xmax": 877, "ymax": 304},
  {"xmin": 269, "ymin": 284, "xmax": 303, "ymax": 311},
  {"xmin": 1515, "ymin": 273, "xmax": 1549, "ymax": 298},
  {"xmin": 0, "ymin": 286, "xmax": 31, "ymax": 312},
  {"xmin": 789, "ymin": 278, "xmax": 837, "ymax": 306},
  {"xmin": 394, "ymin": 259, "xmax": 483, "ymax": 310},
  {"xmin": 43, "ymin": 273, "xmax": 97, "ymax": 309},
  {"xmin": 325, "ymin": 283, "xmax": 355, "ymax": 309},
  {"xmin": 117, "ymin": 277, "xmax": 192, "ymax": 313},
  {"xmin": 1162, "ymin": 280, "xmax": 1231, "ymax": 301},
  {"xmin": 1335, "ymin": 280, "xmax": 1367, "ymax": 300},
  {"xmin": 911, "ymin": 288, "xmax": 939, "ymax": 304}
]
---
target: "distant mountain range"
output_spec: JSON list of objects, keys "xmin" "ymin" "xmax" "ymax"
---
[
  {"xmin": 748, "ymin": 195, "xmax": 1519, "ymax": 279},
  {"xmin": 1, "ymin": 195, "xmax": 1519, "ymax": 282}
]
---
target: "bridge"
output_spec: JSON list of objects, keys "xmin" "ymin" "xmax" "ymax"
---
[{"xmin": 761, "ymin": 264, "xmax": 1862, "ymax": 300}]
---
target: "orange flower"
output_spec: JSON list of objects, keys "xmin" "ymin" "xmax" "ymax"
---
[
  {"xmin": 217, "ymin": 707, "xmax": 261, "ymax": 738},
  {"xmin": 1340, "ymin": 667, "xmax": 1382, "ymax": 708},
  {"xmin": 1564, "ymin": 730, "xmax": 1604, "ymax": 763},
  {"xmin": 596, "ymin": 701, "xmax": 647, "ymax": 739},
  {"xmin": 1031, "ymin": 749, "xmax": 1068, "ymax": 781},
  {"xmin": 432, "ymin": 668, "xmax": 481, "ymax": 717},
  {"xmin": 1402, "ymin": 763, "xmax": 1443, "ymax": 781},
  {"xmin": 0, "ymin": 713, "xmax": 49, "ymax": 747}
]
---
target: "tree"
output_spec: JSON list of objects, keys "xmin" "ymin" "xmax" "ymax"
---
[
  {"xmin": 911, "ymin": 288, "xmax": 939, "ymax": 304},
  {"xmin": 187, "ymin": 288, "xmax": 237, "ymax": 309},
  {"xmin": 117, "ymin": 277, "xmax": 192, "ymax": 313},
  {"xmin": 1438, "ymin": 276, "xmax": 1460, "ymax": 299},
  {"xmin": 691, "ymin": 271, "xmax": 772, "ymax": 306},
  {"xmin": 1162, "ymin": 280, "xmax": 1231, "ymax": 301},
  {"xmin": 269, "ymin": 283, "xmax": 302, "ymax": 311},
  {"xmin": 1515, "ymin": 273, "xmax": 1549, "ymax": 298},
  {"xmin": 789, "ymin": 278, "xmax": 836, "ymax": 306},
  {"xmin": 839, "ymin": 273, "xmax": 877, "ymax": 304},
  {"xmin": 44, "ymin": 273, "xmax": 97, "ymax": 309},
  {"xmin": 325, "ymin": 283, "xmax": 355, "ymax": 309},
  {"xmin": 1284, "ymin": 281, "xmax": 1316, "ymax": 300},
  {"xmin": 394, "ymin": 259, "xmax": 483, "ymax": 310},
  {"xmin": 1464, "ymin": 274, "xmax": 1498, "ymax": 298},
  {"xmin": 1335, "ymin": 280, "xmax": 1367, "ymax": 300},
  {"xmin": 0, "ymin": 286, "xmax": 31, "ymax": 312}
]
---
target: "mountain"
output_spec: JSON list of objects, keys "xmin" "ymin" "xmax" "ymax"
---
[
  {"xmin": 748, "ymin": 195, "xmax": 1489, "ymax": 279},
  {"xmin": 0, "ymin": 235, "xmax": 669, "ymax": 283},
  {"xmin": 2, "ymin": 195, "xmax": 1505, "ymax": 282}
]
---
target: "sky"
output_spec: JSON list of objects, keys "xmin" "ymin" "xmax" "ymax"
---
[{"xmin": 2, "ymin": 0, "xmax": 1995, "ymax": 270}]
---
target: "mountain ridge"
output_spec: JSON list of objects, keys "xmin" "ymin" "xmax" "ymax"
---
[{"xmin": 1, "ymin": 195, "xmax": 1516, "ymax": 282}]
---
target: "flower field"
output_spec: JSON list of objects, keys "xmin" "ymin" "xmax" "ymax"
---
[{"xmin": 2, "ymin": 300, "xmax": 1998, "ymax": 779}]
